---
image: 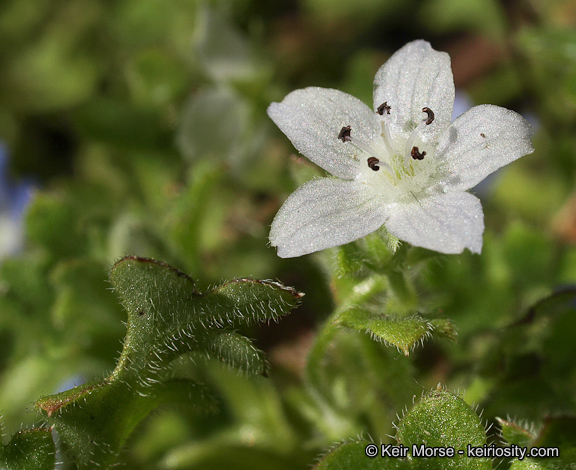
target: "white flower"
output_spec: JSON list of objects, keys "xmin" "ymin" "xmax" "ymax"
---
[{"xmin": 267, "ymin": 40, "xmax": 534, "ymax": 258}]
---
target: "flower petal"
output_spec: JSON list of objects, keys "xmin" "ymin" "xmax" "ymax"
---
[
  {"xmin": 434, "ymin": 104, "xmax": 534, "ymax": 192},
  {"xmin": 270, "ymin": 177, "xmax": 390, "ymax": 258},
  {"xmin": 385, "ymin": 191, "xmax": 484, "ymax": 254},
  {"xmin": 373, "ymin": 40, "xmax": 454, "ymax": 143},
  {"xmin": 267, "ymin": 87, "xmax": 378, "ymax": 179}
]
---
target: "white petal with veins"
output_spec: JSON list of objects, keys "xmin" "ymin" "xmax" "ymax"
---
[
  {"xmin": 435, "ymin": 104, "xmax": 534, "ymax": 192},
  {"xmin": 373, "ymin": 40, "xmax": 454, "ymax": 144},
  {"xmin": 385, "ymin": 191, "xmax": 484, "ymax": 254},
  {"xmin": 267, "ymin": 87, "xmax": 377, "ymax": 180},
  {"xmin": 270, "ymin": 178, "xmax": 390, "ymax": 258}
]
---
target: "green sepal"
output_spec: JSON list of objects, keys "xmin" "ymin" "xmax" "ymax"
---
[
  {"xmin": 0, "ymin": 428, "xmax": 55, "ymax": 470},
  {"xmin": 337, "ymin": 310, "xmax": 456, "ymax": 356},
  {"xmin": 396, "ymin": 388, "xmax": 490, "ymax": 470}
]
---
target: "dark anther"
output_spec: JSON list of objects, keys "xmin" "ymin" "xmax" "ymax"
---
[
  {"xmin": 377, "ymin": 102, "xmax": 391, "ymax": 115},
  {"xmin": 338, "ymin": 125, "xmax": 352, "ymax": 142},
  {"xmin": 411, "ymin": 146, "xmax": 426, "ymax": 160},
  {"xmin": 422, "ymin": 107, "xmax": 434, "ymax": 125},
  {"xmin": 367, "ymin": 157, "xmax": 380, "ymax": 171}
]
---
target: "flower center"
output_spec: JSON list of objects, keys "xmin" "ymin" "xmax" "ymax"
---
[{"xmin": 338, "ymin": 104, "xmax": 436, "ymax": 181}]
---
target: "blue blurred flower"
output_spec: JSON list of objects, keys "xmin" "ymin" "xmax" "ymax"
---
[
  {"xmin": 0, "ymin": 143, "xmax": 34, "ymax": 258},
  {"xmin": 452, "ymin": 89, "xmax": 473, "ymax": 120}
]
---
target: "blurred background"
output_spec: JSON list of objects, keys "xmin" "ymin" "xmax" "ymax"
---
[{"xmin": 1, "ymin": 0, "xmax": 576, "ymax": 468}]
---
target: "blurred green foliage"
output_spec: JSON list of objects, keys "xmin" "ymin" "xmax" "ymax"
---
[{"xmin": 1, "ymin": 0, "xmax": 576, "ymax": 468}]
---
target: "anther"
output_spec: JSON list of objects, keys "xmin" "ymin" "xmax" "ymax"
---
[
  {"xmin": 367, "ymin": 157, "xmax": 380, "ymax": 171},
  {"xmin": 422, "ymin": 107, "xmax": 434, "ymax": 125},
  {"xmin": 411, "ymin": 146, "xmax": 426, "ymax": 160},
  {"xmin": 338, "ymin": 125, "xmax": 352, "ymax": 142},
  {"xmin": 377, "ymin": 102, "xmax": 391, "ymax": 115}
]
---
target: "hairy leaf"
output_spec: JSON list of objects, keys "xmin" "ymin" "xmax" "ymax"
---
[
  {"xmin": 337, "ymin": 309, "xmax": 455, "ymax": 356},
  {"xmin": 314, "ymin": 439, "xmax": 409, "ymax": 470},
  {"xmin": 0, "ymin": 428, "xmax": 55, "ymax": 470},
  {"xmin": 35, "ymin": 256, "xmax": 302, "ymax": 469},
  {"xmin": 396, "ymin": 388, "xmax": 490, "ymax": 469}
]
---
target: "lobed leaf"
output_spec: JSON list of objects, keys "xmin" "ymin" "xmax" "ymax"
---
[
  {"xmin": 34, "ymin": 256, "xmax": 302, "ymax": 469},
  {"xmin": 108, "ymin": 256, "xmax": 302, "ymax": 380},
  {"xmin": 337, "ymin": 309, "xmax": 455, "ymax": 356},
  {"xmin": 0, "ymin": 428, "xmax": 55, "ymax": 470},
  {"xmin": 36, "ymin": 378, "xmax": 215, "ymax": 469},
  {"xmin": 191, "ymin": 330, "xmax": 269, "ymax": 376}
]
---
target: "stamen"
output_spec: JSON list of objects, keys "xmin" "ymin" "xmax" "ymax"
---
[
  {"xmin": 338, "ymin": 124, "xmax": 393, "ymax": 173},
  {"xmin": 338, "ymin": 125, "xmax": 378, "ymax": 159},
  {"xmin": 422, "ymin": 107, "xmax": 434, "ymax": 125},
  {"xmin": 375, "ymin": 101, "xmax": 396, "ymax": 155},
  {"xmin": 404, "ymin": 122, "xmax": 426, "ymax": 165},
  {"xmin": 338, "ymin": 125, "xmax": 352, "ymax": 142},
  {"xmin": 367, "ymin": 157, "xmax": 380, "ymax": 171},
  {"xmin": 403, "ymin": 107, "xmax": 434, "ymax": 166},
  {"xmin": 378, "ymin": 120, "xmax": 394, "ymax": 156},
  {"xmin": 377, "ymin": 102, "xmax": 391, "ymax": 115},
  {"xmin": 411, "ymin": 146, "xmax": 426, "ymax": 160}
]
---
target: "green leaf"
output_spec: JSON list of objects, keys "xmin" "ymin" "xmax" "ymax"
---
[
  {"xmin": 37, "ymin": 378, "xmax": 215, "ymax": 469},
  {"xmin": 74, "ymin": 97, "xmax": 168, "ymax": 149},
  {"xmin": 34, "ymin": 256, "xmax": 302, "ymax": 469},
  {"xmin": 337, "ymin": 310, "xmax": 456, "ymax": 356},
  {"xmin": 194, "ymin": 6, "xmax": 263, "ymax": 82},
  {"xmin": 315, "ymin": 440, "xmax": 410, "ymax": 470},
  {"xmin": 0, "ymin": 428, "xmax": 55, "ymax": 470},
  {"xmin": 496, "ymin": 418, "xmax": 535, "ymax": 447},
  {"xmin": 418, "ymin": 0, "xmax": 506, "ymax": 36},
  {"xmin": 396, "ymin": 388, "xmax": 490, "ymax": 470},
  {"xmin": 508, "ymin": 458, "xmax": 556, "ymax": 470},
  {"xmin": 25, "ymin": 193, "xmax": 84, "ymax": 259},
  {"xmin": 162, "ymin": 369, "xmax": 311, "ymax": 469},
  {"xmin": 3, "ymin": 16, "xmax": 99, "ymax": 112},
  {"xmin": 193, "ymin": 330, "xmax": 268, "ymax": 375},
  {"xmin": 176, "ymin": 87, "xmax": 251, "ymax": 163},
  {"xmin": 533, "ymin": 416, "xmax": 576, "ymax": 465},
  {"xmin": 164, "ymin": 444, "xmax": 307, "ymax": 470},
  {"xmin": 487, "ymin": 288, "xmax": 576, "ymax": 419},
  {"xmin": 126, "ymin": 48, "xmax": 188, "ymax": 106}
]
